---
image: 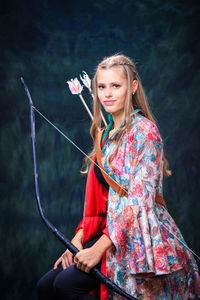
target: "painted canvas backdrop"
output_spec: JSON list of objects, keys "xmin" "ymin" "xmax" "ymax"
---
[{"xmin": 0, "ymin": 0, "xmax": 199, "ymax": 299}]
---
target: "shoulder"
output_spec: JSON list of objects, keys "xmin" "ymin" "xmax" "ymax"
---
[{"xmin": 127, "ymin": 114, "xmax": 162, "ymax": 144}]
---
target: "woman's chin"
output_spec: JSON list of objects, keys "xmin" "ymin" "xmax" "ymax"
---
[{"xmin": 102, "ymin": 106, "xmax": 115, "ymax": 114}]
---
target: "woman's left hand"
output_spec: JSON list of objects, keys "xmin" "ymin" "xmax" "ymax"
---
[
  {"xmin": 74, "ymin": 247, "xmax": 102, "ymax": 273},
  {"xmin": 74, "ymin": 234, "xmax": 113, "ymax": 274}
]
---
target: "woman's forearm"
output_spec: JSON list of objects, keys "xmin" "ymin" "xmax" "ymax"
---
[
  {"xmin": 71, "ymin": 229, "xmax": 83, "ymax": 247},
  {"xmin": 91, "ymin": 234, "xmax": 113, "ymax": 259}
]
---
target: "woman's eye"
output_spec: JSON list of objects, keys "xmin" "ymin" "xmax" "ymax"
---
[
  {"xmin": 113, "ymin": 84, "xmax": 120, "ymax": 88},
  {"xmin": 98, "ymin": 85, "xmax": 105, "ymax": 89}
]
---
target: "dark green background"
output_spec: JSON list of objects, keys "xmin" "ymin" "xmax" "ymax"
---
[{"xmin": 1, "ymin": 0, "xmax": 199, "ymax": 299}]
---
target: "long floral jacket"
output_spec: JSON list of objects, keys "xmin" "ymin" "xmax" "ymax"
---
[
  {"xmin": 77, "ymin": 111, "xmax": 199, "ymax": 299},
  {"xmin": 100, "ymin": 112, "xmax": 198, "ymax": 299}
]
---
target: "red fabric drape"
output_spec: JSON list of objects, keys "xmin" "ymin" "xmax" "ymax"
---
[{"xmin": 75, "ymin": 158, "xmax": 110, "ymax": 299}]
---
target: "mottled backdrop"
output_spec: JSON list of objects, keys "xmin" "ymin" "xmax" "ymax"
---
[{"xmin": 0, "ymin": 0, "xmax": 199, "ymax": 299}]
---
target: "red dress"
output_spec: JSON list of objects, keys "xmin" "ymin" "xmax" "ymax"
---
[{"xmin": 75, "ymin": 156, "xmax": 110, "ymax": 300}]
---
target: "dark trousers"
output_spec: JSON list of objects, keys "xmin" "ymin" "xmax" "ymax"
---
[{"xmin": 36, "ymin": 239, "xmax": 101, "ymax": 300}]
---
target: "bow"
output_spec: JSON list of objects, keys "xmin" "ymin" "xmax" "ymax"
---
[{"xmin": 21, "ymin": 77, "xmax": 137, "ymax": 300}]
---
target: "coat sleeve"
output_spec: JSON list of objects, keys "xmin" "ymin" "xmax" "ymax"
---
[
  {"xmin": 128, "ymin": 121, "xmax": 164, "ymax": 209},
  {"xmin": 108, "ymin": 121, "xmax": 172, "ymax": 275}
]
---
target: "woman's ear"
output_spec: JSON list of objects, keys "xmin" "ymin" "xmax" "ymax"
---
[{"xmin": 131, "ymin": 80, "xmax": 138, "ymax": 94}]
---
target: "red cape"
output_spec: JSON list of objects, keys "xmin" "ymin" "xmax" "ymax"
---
[{"xmin": 76, "ymin": 157, "xmax": 110, "ymax": 299}]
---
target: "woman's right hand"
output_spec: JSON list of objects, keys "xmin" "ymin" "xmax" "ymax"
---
[
  {"xmin": 53, "ymin": 229, "xmax": 83, "ymax": 270},
  {"xmin": 53, "ymin": 249, "xmax": 74, "ymax": 270}
]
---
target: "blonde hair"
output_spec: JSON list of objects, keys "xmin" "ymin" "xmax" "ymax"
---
[{"xmin": 82, "ymin": 54, "xmax": 171, "ymax": 177}]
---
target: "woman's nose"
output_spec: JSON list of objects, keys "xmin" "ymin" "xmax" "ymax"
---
[{"xmin": 105, "ymin": 87, "xmax": 112, "ymax": 97}]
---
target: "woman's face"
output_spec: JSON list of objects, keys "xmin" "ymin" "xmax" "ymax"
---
[{"xmin": 97, "ymin": 66, "xmax": 135, "ymax": 119}]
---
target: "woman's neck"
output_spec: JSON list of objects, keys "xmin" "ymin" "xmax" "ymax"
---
[{"xmin": 112, "ymin": 110, "xmax": 125, "ymax": 131}]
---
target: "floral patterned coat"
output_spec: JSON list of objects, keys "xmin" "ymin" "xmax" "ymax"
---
[{"xmin": 99, "ymin": 112, "xmax": 199, "ymax": 299}]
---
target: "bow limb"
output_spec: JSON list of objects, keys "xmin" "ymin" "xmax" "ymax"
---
[{"xmin": 21, "ymin": 77, "xmax": 137, "ymax": 300}]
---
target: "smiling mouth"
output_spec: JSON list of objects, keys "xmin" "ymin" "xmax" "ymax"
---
[{"xmin": 104, "ymin": 100, "xmax": 116, "ymax": 105}]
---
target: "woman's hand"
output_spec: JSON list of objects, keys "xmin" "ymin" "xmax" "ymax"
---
[
  {"xmin": 54, "ymin": 229, "xmax": 83, "ymax": 270},
  {"xmin": 74, "ymin": 247, "xmax": 102, "ymax": 274},
  {"xmin": 74, "ymin": 234, "xmax": 113, "ymax": 274},
  {"xmin": 54, "ymin": 249, "xmax": 74, "ymax": 270}
]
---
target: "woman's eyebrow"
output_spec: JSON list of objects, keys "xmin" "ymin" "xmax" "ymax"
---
[{"xmin": 97, "ymin": 81, "xmax": 121, "ymax": 85}]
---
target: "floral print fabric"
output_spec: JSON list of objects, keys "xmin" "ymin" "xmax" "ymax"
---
[{"xmin": 101, "ymin": 113, "xmax": 199, "ymax": 299}]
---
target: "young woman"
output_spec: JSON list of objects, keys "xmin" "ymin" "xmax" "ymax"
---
[{"xmin": 37, "ymin": 54, "xmax": 200, "ymax": 299}]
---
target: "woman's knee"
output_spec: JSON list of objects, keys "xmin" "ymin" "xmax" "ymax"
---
[
  {"xmin": 36, "ymin": 276, "xmax": 48, "ymax": 296},
  {"xmin": 53, "ymin": 270, "xmax": 74, "ymax": 297},
  {"xmin": 36, "ymin": 267, "xmax": 62, "ymax": 298},
  {"xmin": 53, "ymin": 265, "xmax": 99, "ymax": 299}
]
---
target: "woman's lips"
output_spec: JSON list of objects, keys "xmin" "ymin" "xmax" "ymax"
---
[{"xmin": 104, "ymin": 100, "xmax": 116, "ymax": 105}]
